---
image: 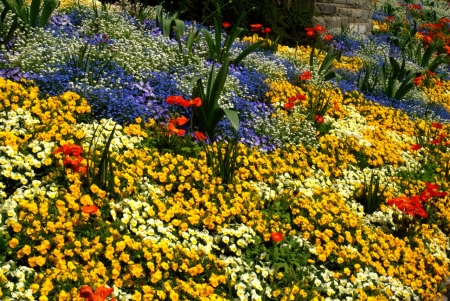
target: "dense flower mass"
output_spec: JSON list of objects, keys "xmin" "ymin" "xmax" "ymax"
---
[{"xmin": 1, "ymin": 0, "xmax": 450, "ymax": 300}]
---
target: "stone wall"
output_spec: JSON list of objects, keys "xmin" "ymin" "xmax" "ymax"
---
[{"xmin": 314, "ymin": 0, "xmax": 373, "ymax": 34}]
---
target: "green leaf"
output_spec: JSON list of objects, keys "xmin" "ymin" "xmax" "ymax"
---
[
  {"xmin": 209, "ymin": 57, "xmax": 230, "ymax": 110},
  {"xmin": 40, "ymin": 0, "xmax": 58, "ymax": 27},
  {"xmin": 0, "ymin": 0, "xmax": 12, "ymax": 10},
  {"xmin": 202, "ymin": 28, "xmax": 215, "ymax": 59},
  {"xmin": 323, "ymin": 71, "xmax": 340, "ymax": 85},
  {"xmin": 387, "ymin": 78, "xmax": 397, "ymax": 98},
  {"xmin": 29, "ymin": 0, "xmax": 41, "ymax": 27},
  {"xmin": 318, "ymin": 46, "xmax": 338, "ymax": 76},
  {"xmin": 162, "ymin": 18, "xmax": 173, "ymax": 37},
  {"xmin": 380, "ymin": 63, "xmax": 387, "ymax": 92},
  {"xmin": 173, "ymin": 19, "xmax": 184, "ymax": 42},
  {"xmin": 213, "ymin": 2, "xmax": 221, "ymax": 60},
  {"xmin": 309, "ymin": 46, "xmax": 315, "ymax": 68},
  {"xmin": 95, "ymin": 124, "xmax": 116, "ymax": 191},
  {"xmin": 185, "ymin": 28, "xmax": 200, "ymax": 53},
  {"xmin": 155, "ymin": 4, "xmax": 163, "ymax": 27},
  {"xmin": 222, "ymin": 108, "xmax": 239, "ymax": 131},
  {"xmin": 395, "ymin": 70, "xmax": 416, "ymax": 99},
  {"xmin": 419, "ymin": 41, "xmax": 437, "ymax": 67},
  {"xmin": 427, "ymin": 53, "xmax": 447, "ymax": 72}
]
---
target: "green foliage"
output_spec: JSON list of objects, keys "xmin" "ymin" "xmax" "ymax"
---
[
  {"xmin": 155, "ymin": 3, "xmax": 184, "ymax": 38},
  {"xmin": 311, "ymin": 46, "xmax": 342, "ymax": 84},
  {"xmin": 200, "ymin": 1, "xmax": 263, "ymax": 64},
  {"xmin": 0, "ymin": 7, "xmax": 20, "ymax": 48},
  {"xmin": 245, "ymin": 234, "xmax": 311, "ymax": 296},
  {"xmin": 205, "ymin": 139, "xmax": 238, "ymax": 185},
  {"xmin": 144, "ymin": 0, "xmax": 315, "ymax": 47},
  {"xmin": 304, "ymin": 87, "xmax": 337, "ymax": 123},
  {"xmin": 191, "ymin": 57, "xmax": 239, "ymax": 138},
  {"xmin": 357, "ymin": 61, "xmax": 379, "ymax": 93},
  {"xmin": 354, "ymin": 173, "xmax": 387, "ymax": 214},
  {"xmin": 0, "ymin": 229, "xmax": 10, "ymax": 262},
  {"xmin": 117, "ymin": 0, "xmax": 156, "ymax": 28},
  {"xmin": 85, "ymin": 124, "xmax": 116, "ymax": 196},
  {"xmin": 406, "ymin": 40, "xmax": 447, "ymax": 72},
  {"xmin": 140, "ymin": 121, "xmax": 202, "ymax": 158},
  {"xmin": 1, "ymin": 0, "xmax": 59, "ymax": 28},
  {"xmin": 0, "ymin": 0, "xmax": 58, "ymax": 48},
  {"xmin": 380, "ymin": 55, "xmax": 418, "ymax": 100},
  {"xmin": 65, "ymin": 42, "xmax": 113, "ymax": 85},
  {"xmin": 262, "ymin": 194, "xmax": 293, "ymax": 225},
  {"xmin": 395, "ymin": 166, "xmax": 440, "ymax": 193},
  {"xmin": 389, "ymin": 20, "xmax": 417, "ymax": 50}
]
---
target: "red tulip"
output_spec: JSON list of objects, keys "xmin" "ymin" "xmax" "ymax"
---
[
  {"xmin": 431, "ymin": 122, "xmax": 443, "ymax": 129},
  {"xmin": 284, "ymin": 102, "xmax": 295, "ymax": 109},
  {"xmin": 250, "ymin": 24, "xmax": 263, "ymax": 32},
  {"xmin": 314, "ymin": 115, "xmax": 324, "ymax": 124},
  {"xmin": 271, "ymin": 232, "xmax": 283, "ymax": 242},
  {"xmin": 411, "ymin": 144, "xmax": 423, "ymax": 151},
  {"xmin": 299, "ymin": 71, "xmax": 311, "ymax": 81},
  {"xmin": 194, "ymin": 131, "xmax": 207, "ymax": 141},
  {"xmin": 82, "ymin": 205, "xmax": 98, "ymax": 215}
]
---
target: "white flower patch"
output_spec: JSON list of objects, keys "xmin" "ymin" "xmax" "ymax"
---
[
  {"xmin": 309, "ymin": 264, "xmax": 417, "ymax": 300},
  {"xmin": 110, "ymin": 285, "xmax": 133, "ymax": 301},
  {"xmin": 240, "ymin": 52, "xmax": 286, "ymax": 80},
  {"xmin": 221, "ymin": 256, "xmax": 273, "ymax": 301},
  {"xmin": 0, "ymin": 144, "xmax": 47, "ymax": 196},
  {"xmin": 0, "ymin": 181, "xmax": 53, "ymax": 229},
  {"xmin": 328, "ymin": 105, "xmax": 375, "ymax": 142},
  {"xmin": 213, "ymin": 224, "xmax": 257, "ymax": 256},
  {"xmin": 75, "ymin": 119, "xmax": 143, "ymax": 152},
  {"xmin": 0, "ymin": 261, "xmax": 36, "ymax": 301},
  {"xmin": 0, "ymin": 109, "xmax": 41, "ymax": 135}
]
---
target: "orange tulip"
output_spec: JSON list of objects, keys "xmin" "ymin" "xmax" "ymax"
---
[{"xmin": 82, "ymin": 205, "xmax": 98, "ymax": 215}]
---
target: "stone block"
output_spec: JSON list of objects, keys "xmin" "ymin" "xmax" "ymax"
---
[
  {"xmin": 326, "ymin": 16, "xmax": 349, "ymax": 29},
  {"xmin": 336, "ymin": 7, "xmax": 352, "ymax": 17},
  {"xmin": 313, "ymin": 16, "xmax": 326, "ymax": 27},
  {"xmin": 316, "ymin": 3, "xmax": 337, "ymax": 15},
  {"xmin": 351, "ymin": 9, "xmax": 363, "ymax": 20},
  {"xmin": 314, "ymin": 0, "xmax": 373, "ymax": 35},
  {"xmin": 345, "ymin": 0, "xmax": 359, "ymax": 8}
]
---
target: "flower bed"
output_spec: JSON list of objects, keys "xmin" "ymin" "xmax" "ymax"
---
[{"xmin": 1, "ymin": 0, "xmax": 450, "ymax": 300}]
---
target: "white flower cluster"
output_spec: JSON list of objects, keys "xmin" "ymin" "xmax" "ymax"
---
[
  {"xmin": 77, "ymin": 119, "xmax": 142, "ymax": 152},
  {"xmin": 354, "ymin": 38, "xmax": 391, "ymax": 65},
  {"xmin": 333, "ymin": 164, "xmax": 399, "ymax": 198},
  {"xmin": 27, "ymin": 140, "xmax": 56, "ymax": 162},
  {"xmin": 362, "ymin": 207, "xmax": 396, "ymax": 231},
  {"xmin": 309, "ymin": 265, "xmax": 417, "ymax": 301},
  {"xmin": 250, "ymin": 181, "xmax": 277, "ymax": 201},
  {"xmin": 221, "ymin": 256, "xmax": 272, "ymax": 301},
  {"xmin": 328, "ymin": 105, "xmax": 375, "ymax": 147},
  {"xmin": 0, "ymin": 145, "xmax": 43, "ymax": 190},
  {"xmin": 213, "ymin": 224, "xmax": 257, "ymax": 256},
  {"xmin": 0, "ymin": 108, "xmax": 40, "ymax": 136},
  {"xmin": 7, "ymin": 27, "xmax": 74, "ymax": 73},
  {"xmin": 423, "ymin": 228, "xmax": 450, "ymax": 265},
  {"xmin": 110, "ymin": 285, "xmax": 133, "ymax": 301},
  {"xmin": 0, "ymin": 261, "xmax": 36, "ymax": 301},
  {"xmin": 0, "ymin": 101, "xmax": 58, "ymax": 200},
  {"xmin": 110, "ymin": 197, "xmax": 180, "ymax": 244},
  {"xmin": 254, "ymin": 111, "xmax": 318, "ymax": 149},
  {"xmin": 0, "ymin": 181, "xmax": 55, "ymax": 229},
  {"xmin": 240, "ymin": 52, "xmax": 287, "ymax": 80}
]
